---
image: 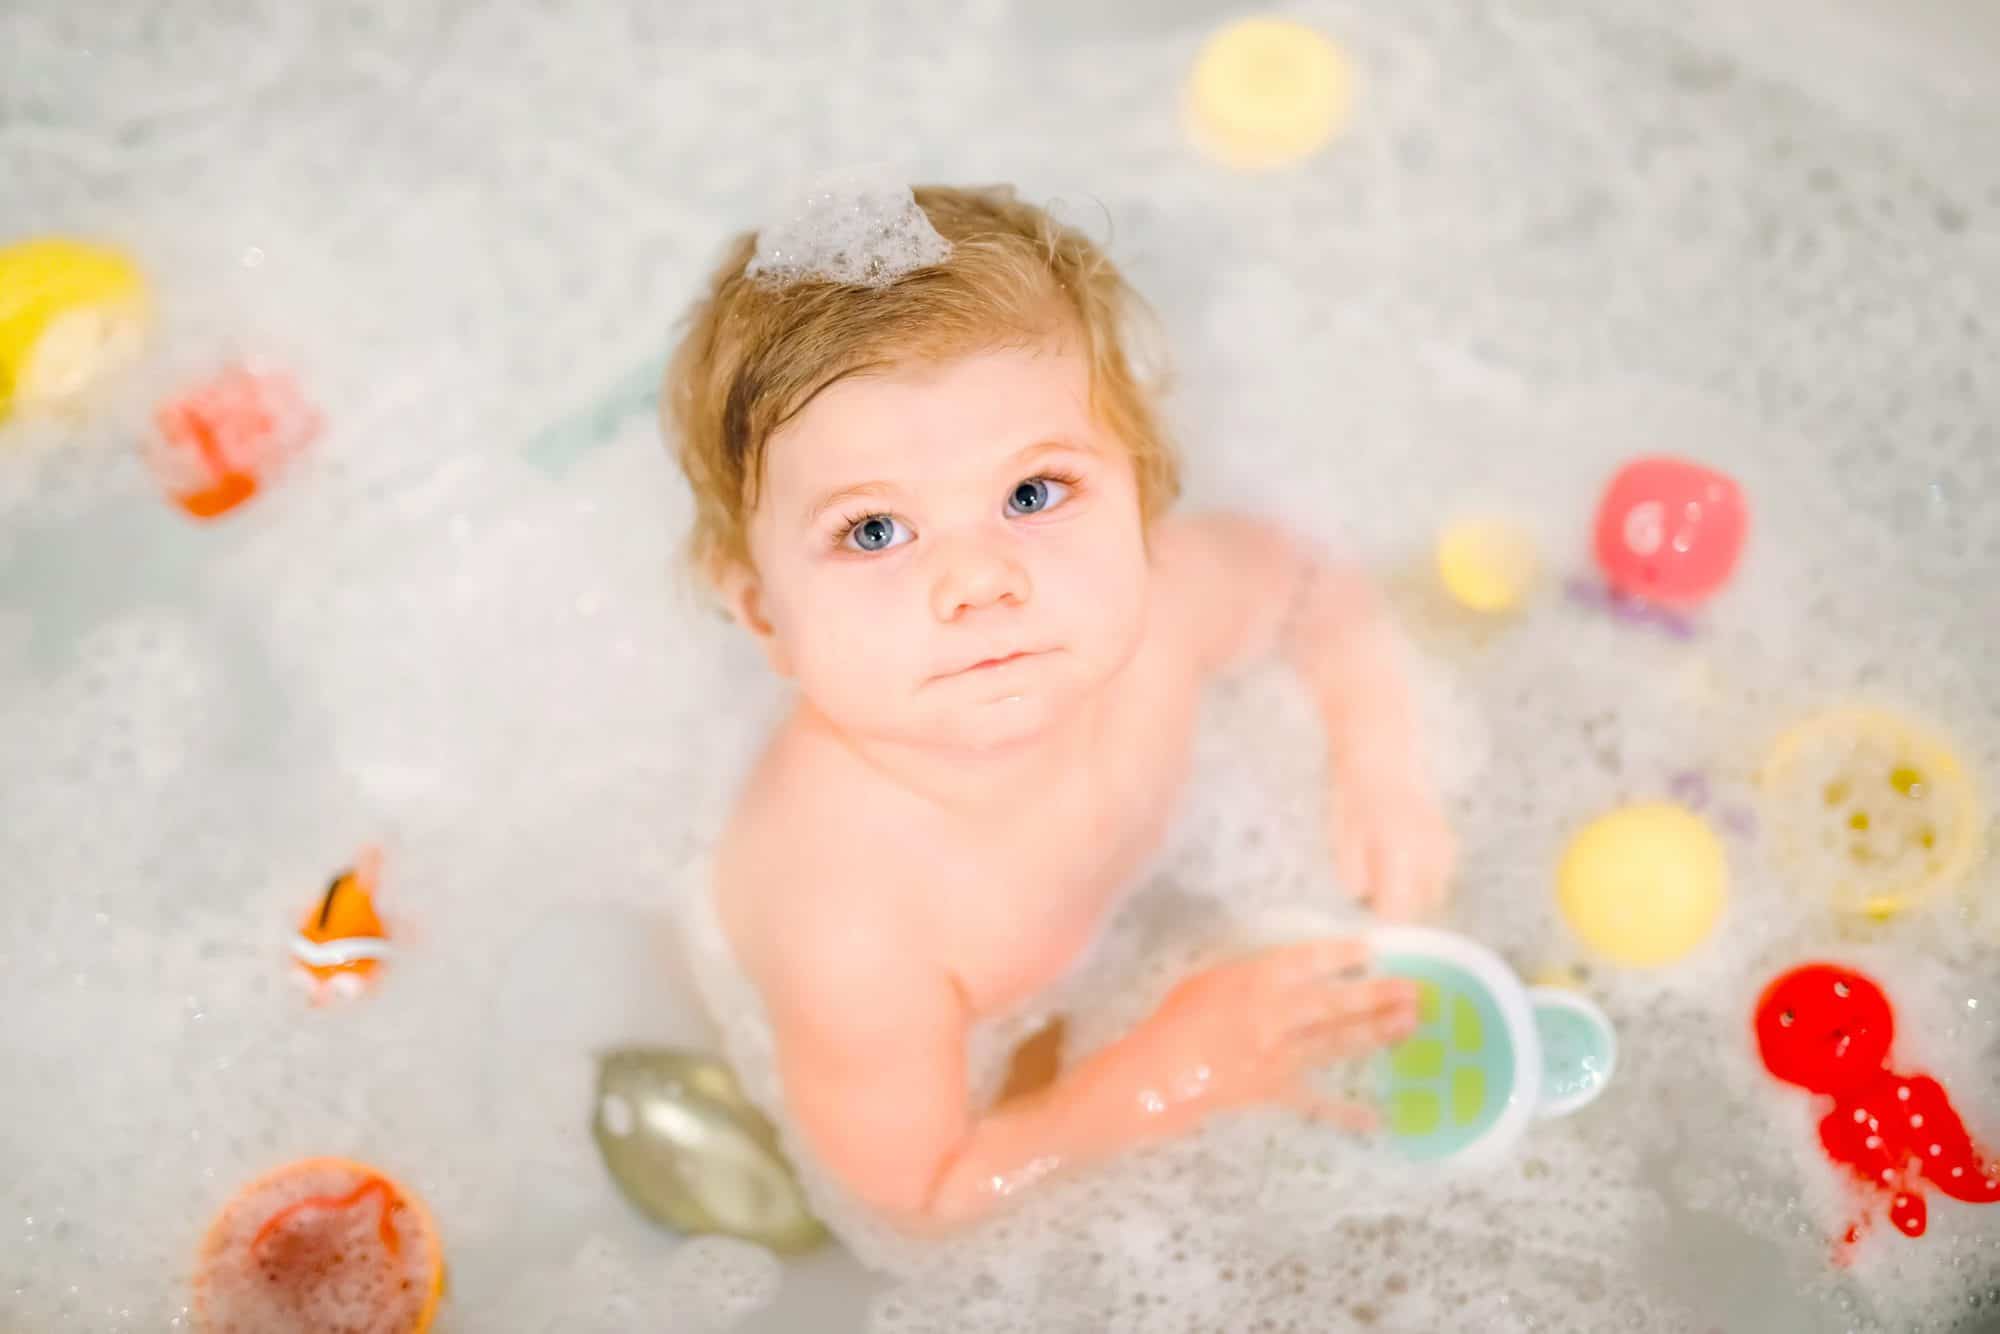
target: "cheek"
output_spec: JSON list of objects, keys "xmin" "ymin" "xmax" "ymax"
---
[
  {"xmin": 785, "ymin": 567, "xmax": 924, "ymax": 691},
  {"xmin": 1035, "ymin": 514, "xmax": 1149, "ymax": 635}
]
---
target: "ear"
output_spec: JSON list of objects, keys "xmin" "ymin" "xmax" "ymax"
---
[{"xmin": 715, "ymin": 558, "xmax": 794, "ymax": 678}]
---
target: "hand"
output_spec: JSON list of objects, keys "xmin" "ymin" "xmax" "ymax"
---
[
  {"xmin": 1124, "ymin": 938, "xmax": 1421, "ymax": 1134},
  {"xmin": 1330, "ymin": 769, "xmax": 1455, "ymax": 921}
]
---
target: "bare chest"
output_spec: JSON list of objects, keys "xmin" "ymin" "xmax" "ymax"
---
[{"xmin": 940, "ymin": 674, "xmax": 1202, "ymax": 1019}]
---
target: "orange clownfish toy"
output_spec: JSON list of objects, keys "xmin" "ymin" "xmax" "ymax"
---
[
  {"xmin": 291, "ymin": 849, "xmax": 391, "ymax": 1001},
  {"xmin": 149, "ymin": 362, "xmax": 320, "ymax": 520}
]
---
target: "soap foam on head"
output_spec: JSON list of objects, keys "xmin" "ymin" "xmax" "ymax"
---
[
  {"xmin": 3, "ymin": 0, "xmax": 1999, "ymax": 1331},
  {"xmin": 745, "ymin": 176, "xmax": 953, "ymax": 289}
]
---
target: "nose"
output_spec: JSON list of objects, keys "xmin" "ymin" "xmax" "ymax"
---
[{"xmin": 929, "ymin": 536, "xmax": 1030, "ymax": 622}]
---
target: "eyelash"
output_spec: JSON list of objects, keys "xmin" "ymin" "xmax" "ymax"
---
[
  {"xmin": 829, "ymin": 470, "xmax": 1085, "ymax": 549},
  {"xmin": 1027, "ymin": 468, "xmax": 1084, "ymax": 497},
  {"xmin": 830, "ymin": 510, "xmax": 883, "ymax": 550}
]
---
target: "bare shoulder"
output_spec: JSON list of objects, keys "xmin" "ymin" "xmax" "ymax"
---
[
  {"xmin": 1150, "ymin": 511, "xmax": 1299, "ymax": 587},
  {"xmin": 1146, "ymin": 511, "xmax": 1306, "ymax": 674},
  {"xmin": 712, "ymin": 717, "xmax": 944, "ymax": 1030}
]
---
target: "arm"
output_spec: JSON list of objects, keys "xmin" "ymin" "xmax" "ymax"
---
[
  {"xmin": 1158, "ymin": 514, "xmax": 1454, "ymax": 917},
  {"xmin": 763, "ymin": 920, "xmax": 1416, "ymax": 1232}
]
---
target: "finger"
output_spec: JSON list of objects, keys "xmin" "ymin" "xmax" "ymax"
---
[
  {"xmin": 1374, "ymin": 845, "xmax": 1420, "ymax": 921},
  {"xmin": 1365, "ymin": 837, "xmax": 1397, "ymax": 911},
  {"xmin": 1408, "ymin": 827, "xmax": 1450, "ymax": 907},
  {"xmin": 1289, "ymin": 995, "xmax": 1423, "ymax": 1059},
  {"xmin": 1253, "ymin": 937, "xmax": 1369, "ymax": 989},
  {"xmin": 1424, "ymin": 845, "xmax": 1455, "ymax": 913},
  {"xmin": 1333, "ymin": 817, "xmax": 1369, "ymax": 903},
  {"xmin": 1291, "ymin": 1018, "xmax": 1417, "ymax": 1070},
  {"xmin": 1280, "ymin": 977, "xmax": 1421, "ymax": 1039},
  {"xmin": 1280, "ymin": 1086, "xmax": 1380, "ymax": 1134}
]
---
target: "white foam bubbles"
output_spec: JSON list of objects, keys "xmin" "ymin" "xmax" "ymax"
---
[
  {"xmin": 746, "ymin": 176, "xmax": 953, "ymax": 289},
  {"xmin": 663, "ymin": 1235, "xmax": 786, "ymax": 1329}
]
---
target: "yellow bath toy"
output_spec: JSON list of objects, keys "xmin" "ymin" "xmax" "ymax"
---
[
  {"xmin": 1185, "ymin": 18, "xmax": 1354, "ymax": 171},
  {"xmin": 1760, "ymin": 706, "xmax": 1983, "ymax": 920},
  {"xmin": 1435, "ymin": 518, "xmax": 1538, "ymax": 614},
  {"xmin": 1557, "ymin": 803, "xmax": 1727, "ymax": 967},
  {"xmin": 1530, "ymin": 964, "xmax": 1588, "ymax": 992},
  {"xmin": 0, "ymin": 238, "xmax": 148, "ymax": 421}
]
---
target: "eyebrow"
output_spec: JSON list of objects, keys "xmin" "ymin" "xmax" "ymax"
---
[
  {"xmin": 800, "ymin": 439, "xmax": 1097, "ymax": 526},
  {"xmin": 804, "ymin": 480, "xmax": 902, "ymax": 526},
  {"xmin": 1009, "ymin": 438, "xmax": 1095, "ymax": 469}
]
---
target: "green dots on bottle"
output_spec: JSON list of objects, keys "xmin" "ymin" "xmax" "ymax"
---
[
  {"xmin": 1391, "ymin": 1038, "xmax": 1446, "ymax": 1080},
  {"xmin": 1374, "ymin": 954, "xmax": 1517, "ymax": 1162},
  {"xmin": 1416, "ymin": 981, "xmax": 1440, "ymax": 1023},
  {"xmin": 1451, "ymin": 1066, "xmax": 1486, "ymax": 1125},
  {"xmin": 1390, "ymin": 1087, "xmax": 1441, "ymax": 1136},
  {"xmin": 1451, "ymin": 995, "xmax": 1483, "ymax": 1053}
]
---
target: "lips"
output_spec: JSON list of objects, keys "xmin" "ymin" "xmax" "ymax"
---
[{"xmin": 934, "ymin": 648, "xmax": 1050, "ymax": 681}]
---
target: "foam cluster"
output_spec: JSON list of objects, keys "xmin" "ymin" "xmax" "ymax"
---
[{"xmin": 745, "ymin": 178, "xmax": 953, "ymax": 289}]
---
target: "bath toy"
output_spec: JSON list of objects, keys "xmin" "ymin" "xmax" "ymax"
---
[
  {"xmin": 1530, "ymin": 963, "xmax": 1588, "ymax": 992},
  {"xmin": 192, "ymin": 1156, "xmax": 445, "ymax": 1334},
  {"xmin": 1592, "ymin": 457, "xmax": 1747, "ymax": 605},
  {"xmin": 1562, "ymin": 575, "xmax": 1696, "ymax": 640},
  {"xmin": 1759, "ymin": 706, "xmax": 1983, "ymax": 920},
  {"xmin": 1434, "ymin": 518, "xmax": 1537, "ymax": 614},
  {"xmin": 1666, "ymin": 770, "xmax": 1758, "ymax": 838},
  {"xmin": 523, "ymin": 356, "xmax": 659, "ymax": 477},
  {"xmin": 291, "ymin": 849, "xmax": 391, "ymax": 1003},
  {"xmin": 149, "ymin": 362, "xmax": 320, "ymax": 519},
  {"xmin": 591, "ymin": 1047, "xmax": 827, "ymax": 1254},
  {"xmin": 0, "ymin": 237, "xmax": 148, "ymax": 421},
  {"xmin": 1557, "ymin": 803, "xmax": 1726, "ymax": 967},
  {"xmin": 1754, "ymin": 963, "xmax": 2000, "ymax": 1245},
  {"xmin": 1371, "ymin": 926, "xmax": 1617, "ymax": 1164},
  {"xmin": 1185, "ymin": 18, "xmax": 1353, "ymax": 171}
]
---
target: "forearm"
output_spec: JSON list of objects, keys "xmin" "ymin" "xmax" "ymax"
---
[
  {"xmin": 919, "ymin": 1022, "xmax": 1203, "ymax": 1228},
  {"xmin": 1285, "ymin": 561, "xmax": 1423, "ymax": 784}
]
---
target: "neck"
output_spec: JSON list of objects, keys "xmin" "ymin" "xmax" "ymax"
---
[{"xmin": 802, "ymin": 695, "xmax": 1106, "ymax": 819}]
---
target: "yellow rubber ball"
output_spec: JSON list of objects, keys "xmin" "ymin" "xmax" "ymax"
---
[
  {"xmin": 0, "ymin": 237, "xmax": 149, "ymax": 422},
  {"xmin": 1436, "ymin": 518, "xmax": 1538, "ymax": 614},
  {"xmin": 1185, "ymin": 18, "xmax": 1354, "ymax": 171},
  {"xmin": 1557, "ymin": 803, "xmax": 1727, "ymax": 967}
]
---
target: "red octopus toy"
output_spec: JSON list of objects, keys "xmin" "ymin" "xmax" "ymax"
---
[{"xmin": 1755, "ymin": 963, "xmax": 2000, "ymax": 1250}]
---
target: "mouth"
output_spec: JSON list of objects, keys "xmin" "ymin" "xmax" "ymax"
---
[{"xmin": 934, "ymin": 648, "xmax": 1051, "ymax": 682}]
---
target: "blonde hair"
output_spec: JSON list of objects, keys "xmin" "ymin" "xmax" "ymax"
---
[{"xmin": 662, "ymin": 184, "xmax": 1179, "ymax": 574}]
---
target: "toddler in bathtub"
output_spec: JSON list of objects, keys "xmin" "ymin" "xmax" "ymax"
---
[{"xmin": 663, "ymin": 184, "xmax": 1453, "ymax": 1232}]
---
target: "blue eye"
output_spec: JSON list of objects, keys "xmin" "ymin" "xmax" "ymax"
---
[
  {"xmin": 1006, "ymin": 477, "xmax": 1072, "ymax": 517},
  {"xmin": 845, "ymin": 514, "xmax": 912, "ymax": 552}
]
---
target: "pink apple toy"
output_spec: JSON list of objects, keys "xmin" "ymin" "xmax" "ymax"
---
[{"xmin": 1592, "ymin": 457, "xmax": 1747, "ymax": 605}]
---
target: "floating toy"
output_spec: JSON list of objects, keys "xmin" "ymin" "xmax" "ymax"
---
[
  {"xmin": 1557, "ymin": 803, "xmax": 1727, "ymax": 967},
  {"xmin": 0, "ymin": 238, "xmax": 148, "ymax": 422},
  {"xmin": 522, "ymin": 357, "xmax": 659, "ymax": 477},
  {"xmin": 192, "ymin": 1156, "xmax": 445, "ymax": 1334},
  {"xmin": 1666, "ymin": 770, "xmax": 1757, "ymax": 839},
  {"xmin": 292, "ymin": 850, "xmax": 390, "ymax": 1003},
  {"xmin": 1562, "ymin": 575, "xmax": 1696, "ymax": 640},
  {"xmin": 1760, "ymin": 706, "xmax": 1983, "ymax": 921},
  {"xmin": 591, "ymin": 1047, "xmax": 827, "ymax": 1254},
  {"xmin": 1592, "ymin": 457, "xmax": 1747, "ymax": 605},
  {"xmin": 1371, "ymin": 927, "xmax": 1616, "ymax": 1164},
  {"xmin": 1435, "ymin": 518, "xmax": 1538, "ymax": 614},
  {"xmin": 1185, "ymin": 18, "xmax": 1353, "ymax": 171},
  {"xmin": 1755, "ymin": 963, "xmax": 2000, "ymax": 1246},
  {"xmin": 148, "ymin": 362, "xmax": 320, "ymax": 519}
]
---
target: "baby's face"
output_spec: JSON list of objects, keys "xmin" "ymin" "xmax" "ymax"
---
[{"xmin": 741, "ymin": 341, "xmax": 1151, "ymax": 751}]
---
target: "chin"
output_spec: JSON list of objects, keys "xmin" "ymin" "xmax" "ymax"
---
[{"xmin": 934, "ymin": 694, "xmax": 1067, "ymax": 751}]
